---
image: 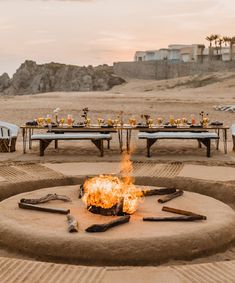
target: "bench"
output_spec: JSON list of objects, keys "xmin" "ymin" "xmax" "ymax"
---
[
  {"xmin": 232, "ymin": 124, "xmax": 235, "ymax": 151},
  {"xmin": 138, "ymin": 132, "xmax": 219, "ymax": 157},
  {"xmin": 0, "ymin": 121, "xmax": 19, "ymax": 152},
  {"xmin": 31, "ymin": 133, "xmax": 112, "ymax": 156}
]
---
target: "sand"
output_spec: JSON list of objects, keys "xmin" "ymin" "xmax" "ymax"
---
[
  {"xmin": 0, "ymin": 72, "xmax": 235, "ymax": 165},
  {"xmin": 0, "ymin": 73, "xmax": 235, "ymax": 270}
]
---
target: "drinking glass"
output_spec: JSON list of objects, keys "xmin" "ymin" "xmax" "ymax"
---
[
  {"xmin": 114, "ymin": 119, "xmax": 119, "ymax": 127},
  {"xmin": 86, "ymin": 118, "xmax": 91, "ymax": 127},
  {"xmin": 176, "ymin": 119, "xmax": 181, "ymax": 127},
  {"xmin": 98, "ymin": 118, "xmax": 104, "ymax": 126},
  {"xmin": 60, "ymin": 118, "xmax": 65, "ymax": 127},
  {"xmin": 157, "ymin": 117, "xmax": 163, "ymax": 126},
  {"xmin": 37, "ymin": 117, "xmax": 44, "ymax": 126},
  {"xmin": 148, "ymin": 118, "xmax": 154, "ymax": 128},
  {"xmin": 191, "ymin": 114, "xmax": 196, "ymax": 125},
  {"xmin": 107, "ymin": 119, "xmax": 114, "ymax": 127},
  {"xmin": 169, "ymin": 115, "xmax": 175, "ymax": 126},
  {"xmin": 203, "ymin": 117, "xmax": 209, "ymax": 127},
  {"xmin": 182, "ymin": 117, "xmax": 187, "ymax": 126},
  {"xmin": 67, "ymin": 114, "xmax": 73, "ymax": 126},
  {"xmin": 46, "ymin": 114, "xmax": 52, "ymax": 125}
]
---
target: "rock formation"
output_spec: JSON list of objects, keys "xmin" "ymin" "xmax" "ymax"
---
[
  {"xmin": 0, "ymin": 73, "xmax": 10, "ymax": 92},
  {"xmin": 1, "ymin": 60, "xmax": 125, "ymax": 95}
]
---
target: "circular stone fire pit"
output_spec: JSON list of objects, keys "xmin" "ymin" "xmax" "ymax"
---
[{"xmin": 0, "ymin": 185, "xmax": 235, "ymax": 266}]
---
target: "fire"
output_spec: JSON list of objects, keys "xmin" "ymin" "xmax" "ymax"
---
[{"xmin": 82, "ymin": 152, "xmax": 143, "ymax": 214}]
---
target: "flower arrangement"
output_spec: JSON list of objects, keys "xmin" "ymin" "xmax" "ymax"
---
[
  {"xmin": 81, "ymin": 107, "xmax": 90, "ymax": 126},
  {"xmin": 53, "ymin": 108, "xmax": 61, "ymax": 124},
  {"xmin": 199, "ymin": 111, "xmax": 209, "ymax": 127}
]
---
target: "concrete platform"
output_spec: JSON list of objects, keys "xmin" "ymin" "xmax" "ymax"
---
[
  {"xmin": 178, "ymin": 164, "xmax": 235, "ymax": 182},
  {"xmin": 43, "ymin": 161, "xmax": 184, "ymax": 178},
  {"xmin": 0, "ymin": 185, "xmax": 235, "ymax": 266},
  {"xmin": 1, "ymin": 257, "xmax": 235, "ymax": 283},
  {"xmin": 0, "ymin": 176, "xmax": 5, "ymax": 182}
]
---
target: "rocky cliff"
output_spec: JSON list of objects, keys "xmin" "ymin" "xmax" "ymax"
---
[
  {"xmin": 0, "ymin": 60, "xmax": 125, "ymax": 95},
  {"xmin": 0, "ymin": 73, "xmax": 10, "ymax": 92}
]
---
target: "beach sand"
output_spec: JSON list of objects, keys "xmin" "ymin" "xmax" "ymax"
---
[
  {"xmin": 0, "ymin": 72, "xmax": 235, "ymax": 266},
  {"xmin": 0, "ymin": 72, "xmax": 235, "ymax": 165}
]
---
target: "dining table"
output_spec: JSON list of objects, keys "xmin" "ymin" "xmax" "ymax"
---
[{"xmin": 20, "ymin": 124, "xmax": 229, "ymax": 154}]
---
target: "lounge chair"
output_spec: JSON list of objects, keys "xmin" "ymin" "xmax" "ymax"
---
[
  {"xmin": 0, "ymin": 121, "xmax": 19, "ymax": 152},
  {"xmin": 232, "ymin": 124, "xmax": 235, "ymax": 151}
]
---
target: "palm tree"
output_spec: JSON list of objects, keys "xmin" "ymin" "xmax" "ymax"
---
[
  {"xmin": 213, "ymin": 34, "xmax": 220, "ymax": 55},
  {"xmin": 228, "ymin": 36, "xmax": 235, "ymax": 61},
  {"xmin": 205, "ymin": 35, "xmax": 215, "ymax": 60},
  {"xmin": 223, "ymin": 36, "xmax": 230, "ymax": 47},
  {"xmin": 218, "ymin": 37, "xmax": 223, "ymax": 59}
]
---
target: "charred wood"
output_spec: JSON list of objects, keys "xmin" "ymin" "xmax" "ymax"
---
[
  {"xmin": 86, "ymin": 215, "xmax": 130, "ymax": 233},
  {"xmin": 18, "ymin": 202, "xmax": 70, "ymax": 214},
  {"xmin": 162, "ymin": 206, "xmax": 207, "ymax": 220},
  {"xmin": 158, "ymin": 190, "xmax": 184, "ymax": 203},
  {"xmin": 20, "ymin": 193, "xmax": 71, "ymax": 204},
  {"xmin": 143, "ymin": 188, "xmax": 176, "ymax": 197},
  {"xmin": 67, "ymin": 214, "xmax": 78, "ymax": 233},
  {"xmin": 143, "ymin": 215, "xmax": 205, "ymax": 222}
]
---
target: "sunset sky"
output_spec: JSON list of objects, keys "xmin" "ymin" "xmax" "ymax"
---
[{"xmin": 0, "ymin": 0, "xmax": 234, "ymax": 76}]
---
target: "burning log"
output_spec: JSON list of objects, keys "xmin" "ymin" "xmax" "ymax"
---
[
  {"xmin": 18, "ymin": 202, "xmax": 70, "ymax": 214},
  {"xmin": 88, "ymin": 197, "xmax": 126, "ymax": 216},
  {"xmin": 86, "ymin": 215, "xmax": 130, "ymax": 233},
  {"xmin": 20, "ymin": 193, "xmax": 71, "ymax": 204},
  {"xmin": 79, "ymin": 176, "xmax": 92, "ymax": 199},
  {"xmin": 78, "ymin": 184, "xmax": 84, "ymax": 199},
  {"xmin": 143, "ymin": 188, "xmax": 176, "ymax": 197},
  {"xmin": 143, "ymin": 215, "xmax": 205, "ymax": 222},
  {"xmin": 158, "ymin": 190, "xmax": 184, "ymax": 203},
  {"xmin": 67, "ymin": 214, "xmax": 78, "ymax": 233},
  {"xmin": 162, "ymin": 206, "xmax": 207, "ymax": 220}
]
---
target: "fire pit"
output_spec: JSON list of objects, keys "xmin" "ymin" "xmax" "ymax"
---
[
  {"xmin": 1, "ymin": 153, "xmax": 235, "ymax": 265},
  {"xmin": 82, "ymin": 175, "xmax": 143, "ymax": 216},
  {"xmin": 81, "ymin": 152, "xmax": 143, "ymax": 216},
  {"xmin": 0, "ymin": 184, "xmax": 235, "ymax": 265}
]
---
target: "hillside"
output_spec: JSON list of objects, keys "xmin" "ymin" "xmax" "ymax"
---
[{"xmin": 0, "ymin": 60, "xmax": 125, "ymax": 95}]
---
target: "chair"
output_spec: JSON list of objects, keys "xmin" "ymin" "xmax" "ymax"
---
[
  {"xmin": 232, "ymin": 124, "xmax": 235, "ymax": 151},
  {"xmin": 0, "ymin": 121, "xmax": 19, "ymax": 152}
]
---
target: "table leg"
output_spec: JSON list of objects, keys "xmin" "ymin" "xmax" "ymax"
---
[
  {"xmin": 118, "ymin": 129, "xmax": 123, "ymax": 153},
  {"xmin": 22, "ymin": 128, "xmax": 27, "ymax": 154},
  {"xmin": 216, "ymin": 129, "xmax": 220, "ymax": 150},
  {"xmin": 198, "ymin": 140, "xmax": 202, "ymax": 148},
  {"xmin": 29, "ymin": 128, "xmax": 33, "ymax": 150},
  {"xmin": 223, "ymin": 129, "xmax": 227, "ymax": 154},
  {"xmin": 55, "ymin": 140, "xmax": 58, "ymax": 150},
  {"xmin": 126, "ymin": 129, "xmax": 132, "ymax": 152}
]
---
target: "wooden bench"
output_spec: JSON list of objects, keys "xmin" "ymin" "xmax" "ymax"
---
[
  {"xmin": 31, "ymin": 133, "xmax": 112, "ymax": 156},
  {"xmin": 138, "ymin": 132, "xmax": 219, "ymax": 157},
  {"xmin": 232, "ymin": 124, "xmax": 235, "ymax": 151}
]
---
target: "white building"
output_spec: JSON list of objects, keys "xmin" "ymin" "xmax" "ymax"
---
[{"xmin": 134, "ymin": 44, "xmax": 235, "ymax": 63}]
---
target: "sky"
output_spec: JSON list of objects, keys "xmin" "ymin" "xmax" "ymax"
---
[{"xmin": 0, "ymin": 0, "xmax": 235, "ymax": 76}]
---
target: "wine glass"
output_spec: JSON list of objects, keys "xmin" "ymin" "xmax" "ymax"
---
[
  {"xmin": 148, "ymin": 118, "xmax": 154, "ymax": 128},
  {"xmin": 157, "ymin": 117, "xmax": 163, "ymax": 127},
  {"xmin": 169, "ymin": 115, "xmax": 175, "ymax": 126},
  {"xmin": 46, "ymin": 114, "xmax": 52, "ymax": 125}
]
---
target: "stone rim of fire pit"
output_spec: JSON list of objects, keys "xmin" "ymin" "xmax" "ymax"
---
[{"xmin": 0, "ymin": 185, "xmax": 235, "ymax": 266}]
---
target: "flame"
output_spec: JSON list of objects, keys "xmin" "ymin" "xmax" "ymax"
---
[{"xmin": 82, "ymin": 151, "xmax": 142, "ymax": 214}]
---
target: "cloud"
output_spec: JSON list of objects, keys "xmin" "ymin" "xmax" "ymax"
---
[
  {"xmin": 26, "ymin": 39, "xmax": 56, "ymax": 45},
  {"xmin": 0, "ymin": 25, "xmax": 12, "ymax": 31},
  {"xmin": 39, "ymin": 0, "xmax": 96, "ymax": 1}
]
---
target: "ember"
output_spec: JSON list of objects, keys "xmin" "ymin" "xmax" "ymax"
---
[{"xmin": 82, "ymin": 152, "xmax": 143, "ymax": 215}]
